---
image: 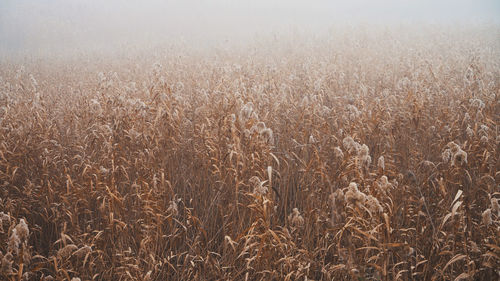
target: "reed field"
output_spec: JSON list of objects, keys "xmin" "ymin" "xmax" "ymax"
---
[{"xmin": 0, "ymin": 27, "xmax": 499, "ymax": 280}]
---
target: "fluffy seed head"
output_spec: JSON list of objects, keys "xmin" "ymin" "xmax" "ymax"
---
[
  {"xmin": 15, "ymin": 219, "xmax": 29, "ymax": 242},
  {"xmin": 378, "ymin": 156, "xmax": 385, "ymax": 170},
  {"xmin": 447, "ymin": 142, "xmax": 460, "ymax": 153},
  {"xmin": 442, "ymin": 149, "xmax": 451, "ymax": 163},
  {"xmin": 334, "ymin": 146, "xmax": 344, "ymax": 160},
  {"xmin": 7, "ymin": 229, "xmax": 20, "ymax": 255},
  {"xmin": 58, "ymin": 244, "xmax": 78, "ymax": 258},
  {"xmin": 366, "ymin": 195, "xmax": 383, "ymax": 214},
  {"xmin": 482, "ymin": 209, "xmax": 492, "ymax": 226},
  {"xmin": 478, "ymin": 125, "xmax": 489, "ymax": 137},
  {"xmin": 470, "ymin": 98, "xmax": 485, "ymax": 109},
  {"xmin": 451, "ymin": 148, "xmax": 467, "ymax": 167},
  {"xmin": 0, "ymin": 212, "xmax": 9, "ymax": 232},
  {"xmin": 255, "ymin": 121, "xmax": 267, "ymax": 134},
  {"xmin": 167, "ymin": 199, "xmax": 179, "ymax": 217},
  {"xmin": 288, "ymin": 208, "xmax": 304, "ymax": 228},
  {"xmin": 345, "ymin": 182, "xmax": 366, "ymax": 208},
  {"xmin": 491, "ymin": 198, "xmax": 499, "ymax": 216},
  {"xmin": 377, "ymin": 175, "xmax": 393, "ymax": 194},
  {"xmin": 239, "ymin": 102, "xmax": 254, "ymax": 123},
  {"xmin": 343, "ymin": 136, "xmax": 358, "ymax": 153},
  {"xmin": 463, "ymin": 113, "xmax": 471, "ymax": 124},
  {"xmin": 329, "ymin": 189, "xmax": 345, "ymax": 210},
  {"xmin": 358, "ymin": 144, "xmax": 369, "ymax": 157},
  {"xmin": 250, "ymin": 176, "xmax": 268, "ymax": 196},
  {"xmin": 356, "ymin": 144, "xmax": 371, "ymax": 170},
  {"xmin": 261, "ymin": 128, "xmax": 274, "ymax": 145},
  {"xmin": 1, "ymin": 252, "xmax": 13, "ymax": 274},
  {"xmin": 466, "ymin": 126, "xmax": 474, "ymax": 138}
]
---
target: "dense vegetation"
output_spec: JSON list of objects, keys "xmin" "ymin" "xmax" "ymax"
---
[{"xmin": 0, "ymin": 27, "xmax": 499, "ymax": 280}]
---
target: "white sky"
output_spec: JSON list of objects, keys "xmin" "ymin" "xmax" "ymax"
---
[{"xmin": 0, "ymin": 0, "xmax": 499, "ymax": 56}]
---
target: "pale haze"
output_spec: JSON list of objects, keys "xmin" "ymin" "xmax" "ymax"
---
[{"xmin": 0, "ymin": 0, "xmax": 499, "ymax": 57}]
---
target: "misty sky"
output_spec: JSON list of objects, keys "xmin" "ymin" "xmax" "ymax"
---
[{"xmin": 1, "ymin": 0, "xmax": 499, "ymax": 57}]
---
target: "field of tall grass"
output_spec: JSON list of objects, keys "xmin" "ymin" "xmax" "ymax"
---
[{"xmin": 0, "ymin": 27, "xmax": 499, "ymax": 280}]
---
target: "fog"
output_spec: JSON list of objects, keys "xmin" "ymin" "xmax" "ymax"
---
[{"xmin": 1, "ymin": 0, "xmax": 499, "ymax": 58}]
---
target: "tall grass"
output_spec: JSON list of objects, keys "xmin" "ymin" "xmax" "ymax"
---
[{"xmin": 0, "ymin": 27, "xmax": 499, "ymax": 280}]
